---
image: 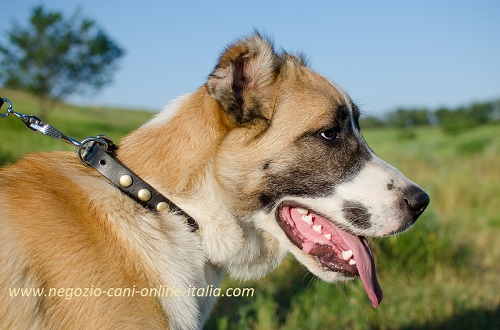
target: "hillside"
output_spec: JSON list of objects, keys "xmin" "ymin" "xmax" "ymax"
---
[
  {"xmin": 2, "ymin": 89, "xmax": 499, "ymax": 329},
  {"xmin": 0, "ymin": 89, "xmax": 154, "ymax": 165}
]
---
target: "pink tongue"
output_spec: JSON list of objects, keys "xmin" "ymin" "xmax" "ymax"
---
[
  {"xmin": 341, "ymin": 234, "xmax": 383, "ymax": 307},
  {"xmin": 288, "ymin": 207, "xmax": 383, "ymax": 307}
]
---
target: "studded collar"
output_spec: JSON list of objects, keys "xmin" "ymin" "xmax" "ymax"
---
[
  {"xmin": 85, "ymin": 141, "xmax": 199, "ymax": 232},
  {"xmin": 1, "ymin": 97, "xmax": 199, "ymax": 233}
]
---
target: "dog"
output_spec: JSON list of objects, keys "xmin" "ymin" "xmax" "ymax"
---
[{"xmin": 0, "ymin": 34, "xmax": 429, "ymax": 329}]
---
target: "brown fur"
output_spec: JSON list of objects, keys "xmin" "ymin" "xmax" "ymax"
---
[
  {"xmin": 0, "ymin": 35, "xmax": 354, "ymax": 328},
  {"xmin": 0, "ymin": 153, "xmax": 169, "ymax": 328},
  {"xmin": 119, "ymin": 89, "xmax": 232, "ymax": 194},
  {"xmin": 0, "ymin": 33, "xmax": 428, "ymax": 328}
]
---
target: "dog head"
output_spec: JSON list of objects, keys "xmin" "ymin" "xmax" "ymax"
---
[{"xmin": 206, "ymin": 34, "xmax": 429, "ymax": 307}]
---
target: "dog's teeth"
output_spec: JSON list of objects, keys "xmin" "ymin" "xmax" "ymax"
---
[
  {"xmin": 323, "ymin": 233, "xmax": 331, "ymax": 240},
  {"xmin": 342, "ymin": 250, "xmax": 353, "ymax": 261},
  {"xmin": 302, "ymin": 215, "xmax": 313, "ymax": 225},
  {"xmin": 312, "ymin": 224, "xmax": 322, "ymax": 233},
  {"xmin": 296, "ymin": 208, "xmax": 308, "ymax": 215},
  {"xmin": 349, "ymin": 259, "xmax": 357, "ymax": 266}
]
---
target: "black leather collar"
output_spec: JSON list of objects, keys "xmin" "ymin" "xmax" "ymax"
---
[
  {"xmin": 84, "ymin": 142, "xmax": 199, "ymax": 232},
  {"xmin": 0, "ymin": 97, "xmax": 200, "ymax": 231}
]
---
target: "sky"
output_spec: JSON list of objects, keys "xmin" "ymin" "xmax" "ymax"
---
[{"xmin": 1, "ymin": 1, "xmax": 499, "ymax": 115}]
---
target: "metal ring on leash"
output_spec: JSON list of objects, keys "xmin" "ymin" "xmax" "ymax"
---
[
  {"xmin": 0, "ymin": 98, "xmax": 22, "ymax": 119},
  {"xmin": 77, "ymin": 135, "xmax": 114, "ymax": 166},
  {"xmin": 0, "ymin": 96, "xmax": 199, "ymax": 230},
  {"xmin": 1, "ymin": 97, "xmax": 116, "ymax": 159}
]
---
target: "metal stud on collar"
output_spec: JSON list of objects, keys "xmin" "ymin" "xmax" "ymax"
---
[
  {"xmin": 119, "ymin": 175, "xmax": 133, "ymax": 187},
  {"xmin": 0, "ymin": 96, "xmax": 200, "ymax": 233},
  {"xmin": 138, "ymin": 188, "xmax": 152, "ymax": 202},
  {"xmin": 156, "ymin": 202, "xmax": 170, "ymax": 212}
]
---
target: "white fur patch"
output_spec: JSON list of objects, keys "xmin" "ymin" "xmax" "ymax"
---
[
  {"xmin": 144, "ymin": 93, "xmax": 193, "ymax": 127},
  {"xmin": 80, "ymin": 177, "xmax": 208, "ymax": 330},
  {"xmin": 169, "ymin": 167, "xmax": 287, "ymax": 281}
]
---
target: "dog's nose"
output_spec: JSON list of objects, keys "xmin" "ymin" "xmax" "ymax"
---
[{"xmin": 403, "ymin": 186, "xmax": 430, "ymax": 220}]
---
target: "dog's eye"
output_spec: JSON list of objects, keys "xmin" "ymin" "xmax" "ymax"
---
[{"xmin": 320, "ymin": 127, "xmax": 340, "ymax": 141}]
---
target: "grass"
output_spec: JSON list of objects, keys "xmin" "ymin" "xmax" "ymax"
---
[
  {"xmin": 209, "ymin": 127, "xmax": 500, "ymax": 329},
  {"xmin": 0, "ymin": 88, "xmax": 154, "ymax": 165},
  {"xmin": 1, "ymin": 89, "xmax": 499, "ymax": 329}
]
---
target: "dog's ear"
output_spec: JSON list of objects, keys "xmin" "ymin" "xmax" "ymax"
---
[{"xmin": 206, "ymin": 34, "xmax": 282, "ymax": 125}]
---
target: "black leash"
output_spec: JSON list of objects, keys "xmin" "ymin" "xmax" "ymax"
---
[{"xmin": 0, "ymin": 97, "xmax": 199, "ymax": 232}]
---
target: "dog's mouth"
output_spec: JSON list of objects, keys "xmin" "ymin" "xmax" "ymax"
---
[{"xmin": 276, "ymin": 204, "xmax": 383, "ymax": 307}]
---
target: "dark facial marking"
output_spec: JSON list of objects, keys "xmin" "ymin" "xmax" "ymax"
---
[
  {"xmin": 387, "ymin": 180, "xmax": 395, "ymax": 191},
  {"xmin": 260, "ymin": 168, "xmax": 337, "ymax": 212},
  {"xmin": 351, "ymin": 102, "xmax": 361, "ymax": 130},
  {"xmin": 342, "ymin": 201, "xmax": 372, "ymax": 229},
  {"xmin": 259, "ymin": 193, "xmax": 272, "ymax": 206},
  {"xmin": 257, "ymin": 102, "xmax": 374, "ymax": 212}
]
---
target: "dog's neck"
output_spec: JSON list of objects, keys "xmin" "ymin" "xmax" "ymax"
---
[
  {"xmin": 116, "ymin": 87, "xmax": 287, "ymax": 279},
  {"xmin": 117, "ymin": 87, "xmax": 232, "ymax": 195},
  {"xmin": 116, "ymin": 88, "xmax": 239, "ymax": 254}
]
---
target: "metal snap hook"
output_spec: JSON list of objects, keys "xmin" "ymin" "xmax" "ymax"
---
[{"xmin": 0, "ymin": 98, "xmax": 17, "ymax": 118}]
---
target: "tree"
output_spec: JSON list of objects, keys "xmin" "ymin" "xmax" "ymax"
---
[
  {"xmin": 0, "ymin": 5, "xmax": 124, "ymax": 116},
  {"xmin": 386, "ymin": 108, "xmax": 432, "ymax": 128}
]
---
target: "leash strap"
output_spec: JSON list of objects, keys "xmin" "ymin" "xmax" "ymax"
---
[{"xmin": 1, "ymin": 97, "xmax": 199, "ymax": 232}]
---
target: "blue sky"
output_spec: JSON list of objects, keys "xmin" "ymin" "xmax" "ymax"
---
[{"xmin": 1, "ymin": 1, "xmax": 499, "ymax": 115}]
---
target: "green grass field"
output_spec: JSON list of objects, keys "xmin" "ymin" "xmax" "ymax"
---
[
  {"xmin": 0, "ymin": 89, "xmax": 154, "ymax": 165},
  {"xmin": 1, "ymin": 89, "xmax": 499, "ymax": 329}
]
